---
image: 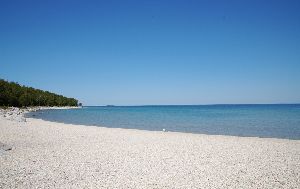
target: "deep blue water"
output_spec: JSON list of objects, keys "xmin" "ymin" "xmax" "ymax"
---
[{"xmin": 26, "ymin": 105, "xmax": 300, "ymax": 139}]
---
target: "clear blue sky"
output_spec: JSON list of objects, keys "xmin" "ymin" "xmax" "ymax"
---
[{"xmin": 1, "ymin": 0, "xmax": 300, "ymax": 105}]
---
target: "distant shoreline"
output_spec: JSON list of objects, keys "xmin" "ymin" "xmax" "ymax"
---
[{"xmin": 84, "ymin": 103, "xmax": 300, "ymax": 107}]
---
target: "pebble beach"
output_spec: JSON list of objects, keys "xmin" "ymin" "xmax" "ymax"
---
[{"xmin": 0, "ymin": 108, "xmax": 300, "ymax": 188}]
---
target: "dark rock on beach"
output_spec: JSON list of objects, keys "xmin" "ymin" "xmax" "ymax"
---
[{"xmin": 0, "ymin": 142, "xmax": 12, "ymax": 151}]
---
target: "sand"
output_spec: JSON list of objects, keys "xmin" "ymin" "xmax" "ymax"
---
[{"xmin": 0, "ymin": 113, "xmax": 299, "ymax": 188}]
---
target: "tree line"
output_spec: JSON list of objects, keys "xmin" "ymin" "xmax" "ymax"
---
[{"xmin": 0, "ymin": 79, "xmax": 78, "ymax": 107}]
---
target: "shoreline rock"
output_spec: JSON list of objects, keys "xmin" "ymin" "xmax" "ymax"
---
[
  {"xmin": 0, "ymin": 106, "xmax": 80, "ymax": 122},
  {"xmin": 0, "ymin": 142, "xmax": 12, "ymax": 151}
]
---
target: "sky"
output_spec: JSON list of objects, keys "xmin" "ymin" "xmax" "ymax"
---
[{"xmin": 1, "ymin": 0, "xmax": 300, "ymax": 105}]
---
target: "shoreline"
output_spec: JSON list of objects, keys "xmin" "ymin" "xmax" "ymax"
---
[
  {"xmin": 1, "ymin": 108, "xmax": 300, "ymax": 188},
  {"xmin": 2, "ymin": 106, "xmax": 299, "ymax": 141},
  {"xmin": 0, "ymin": 106, "xmax": 80, "ymax": 122},
  {"xmin": 23, "ymin": 107, "xmax": 300, "ymax": 141},
  {"xmin": 27, "ymin": 116, "xmax": 300, "ymax": 142}
]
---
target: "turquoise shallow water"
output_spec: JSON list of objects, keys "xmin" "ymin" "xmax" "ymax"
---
[{"xmin": 26, "ymin": 105, "xmax": 300, "ymax": 139}]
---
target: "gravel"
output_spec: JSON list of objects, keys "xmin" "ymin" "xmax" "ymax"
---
[{"xmin": 0, "ymin": 110, "xmax": 299, "ymax": 188}]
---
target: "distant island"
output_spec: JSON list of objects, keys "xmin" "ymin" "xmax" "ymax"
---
[{"xmin": 0, "ymin": 79, "xmax": 78, "ymax": 107}]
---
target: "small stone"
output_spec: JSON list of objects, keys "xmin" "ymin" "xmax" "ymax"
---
[{"xmin": 0, "ymin": 142, "xmax": 12, "ymax": 151}]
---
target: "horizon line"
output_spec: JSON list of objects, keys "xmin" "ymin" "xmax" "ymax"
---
[{"xmin": 83, "ymin": 103, "xmax": 300, "ymax": 107}]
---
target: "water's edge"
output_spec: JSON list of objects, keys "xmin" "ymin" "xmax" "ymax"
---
[{"xmin": 26, "ymin": 105, "xmax": 300, "ymax": 140}]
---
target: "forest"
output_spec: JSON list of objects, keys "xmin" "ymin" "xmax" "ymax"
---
[{"xmin": 0, "ymin": 79, "xmax": 78, "ymax": 107}]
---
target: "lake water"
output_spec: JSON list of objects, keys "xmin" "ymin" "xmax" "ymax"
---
[{"xmin": 26, "ymin": 105, "xmax": 300, "ymax": 140}]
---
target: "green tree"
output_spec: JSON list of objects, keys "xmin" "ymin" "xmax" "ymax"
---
[{"xmin": 0, "ymin": 79, "xmax": 78, "ymax": 107}]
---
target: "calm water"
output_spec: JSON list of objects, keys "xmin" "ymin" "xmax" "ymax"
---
[{"xmin": 26, "ymin": 105, "xmax": 300, "ymax": 139}]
